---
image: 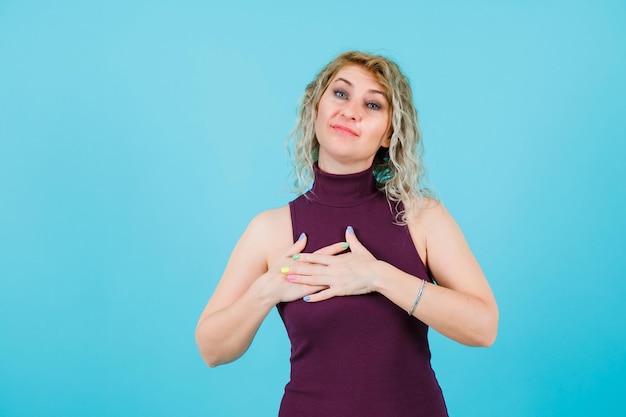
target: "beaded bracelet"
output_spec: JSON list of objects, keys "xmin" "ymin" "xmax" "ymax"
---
[{"xmin": 408, "ymin": 279, "xmax": 427, "ymax": 316}]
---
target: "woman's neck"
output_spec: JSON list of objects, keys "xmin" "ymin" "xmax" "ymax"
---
[{"xmin": 317, "ymin": 157, "xmax": 374, "ymax": 175}]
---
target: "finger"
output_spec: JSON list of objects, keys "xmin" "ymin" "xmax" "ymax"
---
[
  {"xmin": 303, "ymin": 288, "xmax": 335, "ymax": 303},
  {"xmin": 285, "ymin": 267, "xmax": 328, "ymax": 288},
  {"xmin": 286, "ymin": 273, "xmax": 306, "ymax": 283},
  {"xmin": 285, "ymin": 232, "xmax": 307, "ymax": 257},
  {"xmin": 344, "ymin": 225, "xmax": 365, "ymax": 253},
  {"xmin": 291, "ymin": 252, "xmax": 337, "ymax": 266},
  {"xmin": 312, "ymin": 240, "xmax": 350, "ymax": 256},
  {"xmin": 285, "ymin": 258, "xmax": 331, "ymax": 279}
]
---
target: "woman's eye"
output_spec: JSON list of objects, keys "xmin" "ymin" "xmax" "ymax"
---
[
  {"xmin": 367, "ymin": 102, "xmax": 381, "ymax": 110},
  {"xmin": 334, "ymin": 89, "xmax": 347, "ymax": 99}
]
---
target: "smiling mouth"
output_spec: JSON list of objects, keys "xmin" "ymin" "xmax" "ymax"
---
[{"xmin": 331, "ymin": 124, "xmax": 359, "ymax": 136}]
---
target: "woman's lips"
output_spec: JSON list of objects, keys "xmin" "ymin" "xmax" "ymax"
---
[{"xmin": 331, "ymin": 124, "xmax": 359, "ymax": 137}]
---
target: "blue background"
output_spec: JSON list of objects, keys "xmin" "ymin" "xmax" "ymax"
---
[{"xmin": 1, "ymin": 1, "xmax": 625, "ymax": 416}]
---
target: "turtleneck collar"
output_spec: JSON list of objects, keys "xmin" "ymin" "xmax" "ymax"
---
[{"xmin": 306, "ymin": 163, "xmax": 380, "ymax": 207}]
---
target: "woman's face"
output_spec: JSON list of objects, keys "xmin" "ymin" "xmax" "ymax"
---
[{"xmin": 315, "ymin": 65, "xmax": 391, "ymax": 174}]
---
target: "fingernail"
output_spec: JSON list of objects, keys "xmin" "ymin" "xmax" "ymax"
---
[
  {"xmin": 340, "ymin": 242, "xmax": 349, "ymax": 249},
  {"xmin": 280, "ymin": 267, "xmax": 290, "ymax": 274},
  {"xmin": 298, "ymin": 232, "xmax": 306, "ymax": 241},
  {"xmin": 287, "ymin": 274, "xmax": 296, "ymax": 281},
  {"xmin": 292, "ymin": 254, "xmax": 300, "ymax": 260},
  {"xmin": 303, "ymin": 296, "xmax": 311, "ymax": 302},
  {"xmin": 347, "ymin": 225, "xmax": 354, "ymax": 234}
]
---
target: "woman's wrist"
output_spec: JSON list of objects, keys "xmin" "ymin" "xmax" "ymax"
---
[
  {"xmin": 371, "ymin": 260, "xmax": 392, "ymax": 293},
  {"xmin": 248, "ymin": 273, "xmax": 280, "ymax": 310}
]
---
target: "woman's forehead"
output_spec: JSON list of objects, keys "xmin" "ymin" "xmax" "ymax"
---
[{"xmin": 332, "ymin": 65, "xmax": 386, "ymax": 90}]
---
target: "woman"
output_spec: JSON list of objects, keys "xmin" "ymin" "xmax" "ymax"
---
[{"xmin": 195, "ymin": 51, "xmax": 498, "ymax": 416}]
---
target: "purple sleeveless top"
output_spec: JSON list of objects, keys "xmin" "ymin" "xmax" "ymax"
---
[{"xmin": 277, "ymin": 164, "xmax": 448, "ymax": 417}]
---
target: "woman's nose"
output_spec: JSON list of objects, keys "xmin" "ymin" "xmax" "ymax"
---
[{"xmin": 340, "ymin": 101, "xmax": 360, "ymax": 120}]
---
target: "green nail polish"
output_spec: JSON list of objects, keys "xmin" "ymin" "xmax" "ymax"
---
[
  {"xmin": 341, "ymin": 242, "xmax": 349, "ymax": 249},
  {"xmin": 292, "ymin": 254, "xmax": 300, "ymax": 260}
]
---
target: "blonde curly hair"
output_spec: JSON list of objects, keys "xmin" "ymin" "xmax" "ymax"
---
[{"xmin": 289, "ymin": 51, "xmax": 436, "ymax": 223}]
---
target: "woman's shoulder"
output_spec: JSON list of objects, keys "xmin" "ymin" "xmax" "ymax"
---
[
  {"xmin": 406, "ymin": 197, "xmax": 461, "ymax": 238},
  {"xmin": 407, "ymin": 197, "xmax": 468, "ymax": 245},
  {"xmin": 243, "ymin": 205, "xmax": 292, "ymax": 246},
  {"xmin": 228, "ymin": 205, "xmax": 292, "ymax": 269},
  {"xmin": 250, "ymin": 205, "xmax": 291, "ymax": 229},
  {"xmin": 405, "ymin": 197, "xmax": 461, "ymax": 268},
  {"xmin": 406, "ymin": 196, "xmax": 447, "ymax": 223}
]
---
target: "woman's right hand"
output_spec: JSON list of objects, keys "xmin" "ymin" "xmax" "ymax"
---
[{"xmin": 255, "ymin": 233, "xmax": 349, "ymax": 304}]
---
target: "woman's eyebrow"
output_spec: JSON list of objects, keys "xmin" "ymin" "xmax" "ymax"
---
[{"xmin": 334, "ymin": 77, "xmax": 386, "ymax": 97}]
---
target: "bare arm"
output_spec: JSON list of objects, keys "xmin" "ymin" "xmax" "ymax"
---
[
  {"xmin": 195, "ymin": 206, "xmax": 345, "ymax": 367},
  {"xmin": 195, "ymin": 207, "xmax": 306, "ymax": 367},
  {"xmin": 404, "ymin": 198, "xmax": 499, "ymax": 346}
]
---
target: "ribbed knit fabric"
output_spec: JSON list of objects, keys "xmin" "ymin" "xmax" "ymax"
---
[{"xmin": 277, "ymin": 164, "xmax": 448, "ymax": 417}]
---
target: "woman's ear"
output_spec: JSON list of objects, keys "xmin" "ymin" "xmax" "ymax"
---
[{"xmin": 381, "ymin": 132, "xmax": 392, "ymax": 148}]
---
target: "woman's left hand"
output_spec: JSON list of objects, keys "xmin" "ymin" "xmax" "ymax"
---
[{"xmin": 283, "ymin": 226, "xmax": 380, "ymax": 302}]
